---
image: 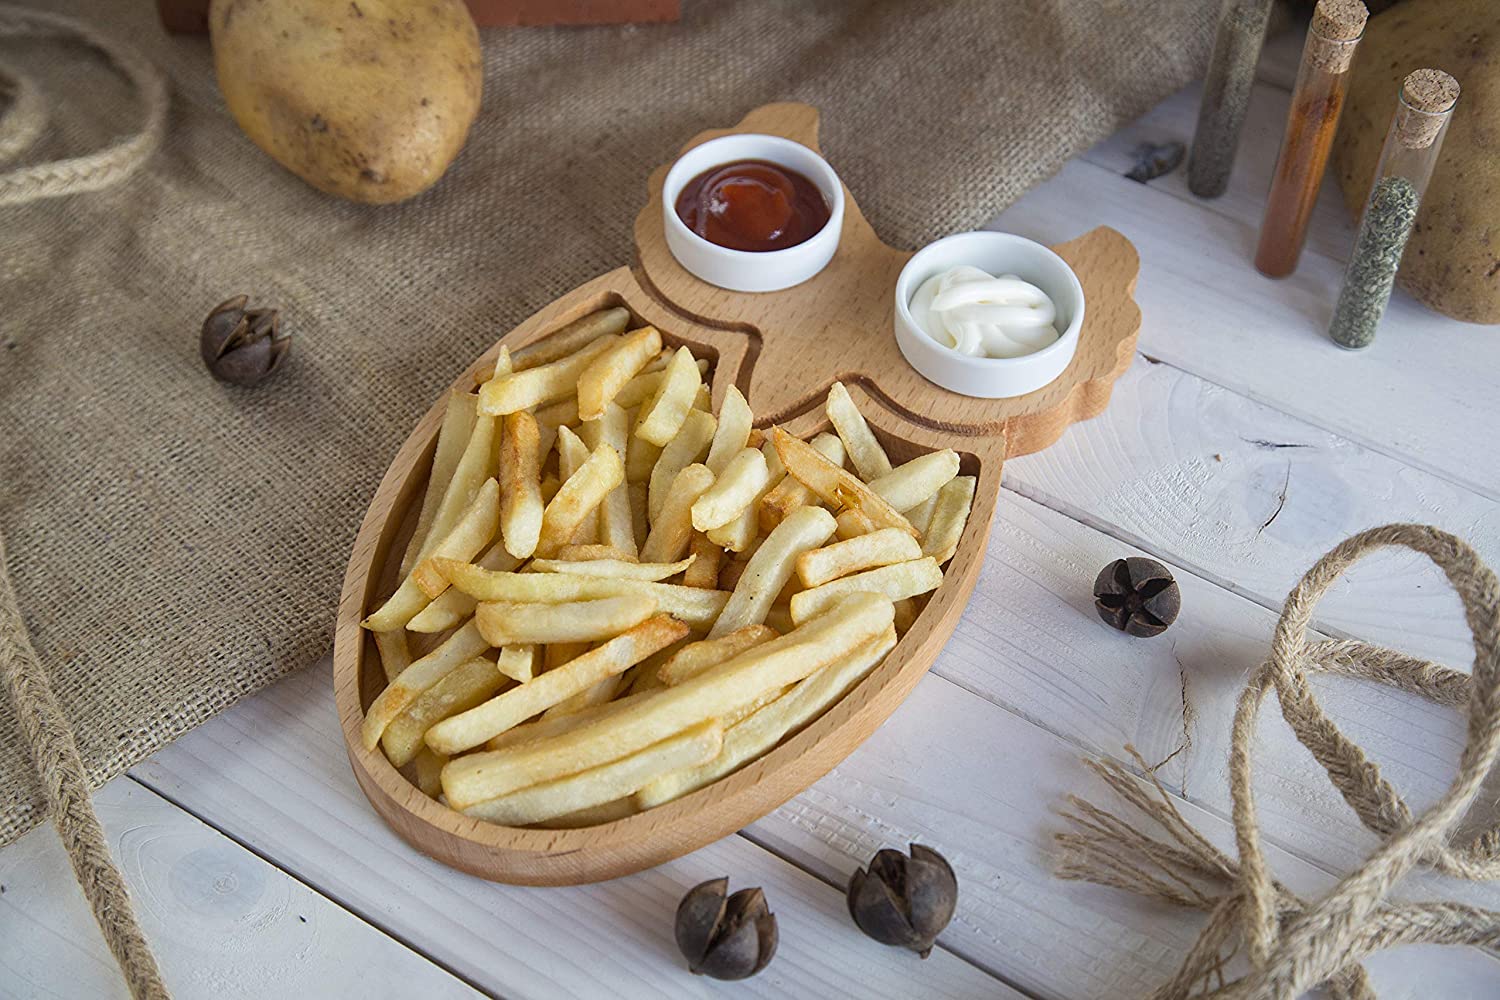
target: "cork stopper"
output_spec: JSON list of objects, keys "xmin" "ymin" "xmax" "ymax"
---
[
  {"xmin": 1306, "ymin": 0, "xmax": 1367, "ymax": 73},
  {"xmin": 1396, "ymin": 68, "xmax": 1461, "ymax": 148},
  {"xmin": 1311, "ymin": 0, "xmax": 1367, "ymax": 41}
]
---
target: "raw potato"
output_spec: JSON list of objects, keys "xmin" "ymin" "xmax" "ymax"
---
[{"xmin": 209, "ymin": 0, "xmax": 483, "ymax": 204}]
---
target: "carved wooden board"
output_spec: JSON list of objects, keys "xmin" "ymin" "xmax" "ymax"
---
[{"xmin": 333, "ymin": 102, "xmax": 1141, "ymax": 884}]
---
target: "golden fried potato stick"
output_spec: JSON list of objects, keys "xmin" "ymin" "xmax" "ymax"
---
[
  {"xmin": 923, "ymin": 475, "xmax": 976, "ymax": 565},
  {"xmin": 426, "ymin": 614, "xmax": 689, "ymax": 754},
  {"xmin": 703, "ymin": 385, "xmax": 753, "ymax": 475},
  {"xmin": 577, "ymin": 326, "xmax": 662, "ymax": 421},
  {"xmin": 682, "ymin": 533, "xmax": 722, "ymax": 590},
  {"xmin": 691, "ymin": 447, "xmax": 770, "ymax": 533},
  {"xmin": 508, "ymin": 307, "xmax": 631, "ymax": 372},
  {"xmin": 406, "ymin": 539, "xmax": 522, "ymax": 634},
  {"xmin": 657, "ymin": 624, "xmax": 779, "ymax": 687},
  {"xmin": 434, "ymin": 558, "xmax": 729, "ymax": 629},
  {"xmin": 373, "ymin": 629, "xmax": 412, "ymax": 684},
  {"xmin": 613, "ymin": 357, "xmax": 710, "ymax": 410},
  {"xmin": 363, "ymin": 479, "xmax": 499, "ymax": 630},
  {"xmin": 479, "ymin": 334, "xmax": 615, "ymax": 415},
  {"xmin": 635, "ymin": 627, "xmax": 895, "ymax": 809},
  {"xmin": 640, "ymin": 463, "xmax": 715, "ymax": 564},
  {"xmin": 867, "ymin": 449, "xmax": 960, "ymax": 513},
  {"xmin": 498, "ymin": 410, "xmax": 544, "ymax": 559},
  {"xmin": 464, "ymin": 722, "xmax": 722, "ymax": 827},
  {"xmin": 473, "ymin": 593, "xmax": 656, "ymax": 647},
  {"xmin": 536, "ymin": 440, "xmax": 623, "ymax": 558},
  {"xmin": 528, "ymin": 555, "xmax": 695, "ymax": 581},
  {"xmin": 634, "ymin": 346, "xmax": 703, "ymax": 446},
  {"xmin": 400, "ymin": 391, "xmax": 478, "ymax": 576},
  {"xmin": 825, "ymin": 381, "xmax": 892, "ymax": 481},
  {"xmin": 647, "ymin": 409, "xmax": 716, "ymax": 522},
  {"xmin": 789, "ymin": 557, "xmax": 943, "ymax": 624},
  {"xmin": 772, "ymin": 428, "xmax": 916, "ymax": 537},
  {"xmin": 440, "ymin": 592, "xmax": 894, "ymax": 809},
  {"xmin": 360, "ymin": 619, "xmax": 490, "ymax": 750},
  {"xmin": 381, "ymin": 656, "xmax": 509, "ymax": 767},
  {"xmin": 795, "ymin": 527, "xmax": 923, "ymax": 589},
  {"xmin": 711, "ymin": 505, "xmax": 837, "ymax": 638},
  {"xmin": 582, "ymin": 402, "xmax": 637, "ymax": 556},
  {"xmin": 758, "ymin": 431, "xmax": 844, "ymax": 532}
]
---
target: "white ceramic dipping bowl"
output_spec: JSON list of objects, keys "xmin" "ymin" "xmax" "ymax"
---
[
  {"xmin": 662, "ymin": 134, "xmax": 845, "ymax": 293},
  {"xmin": 894, "ymin": 231, "xmax": 1085, "ymax": 399}
]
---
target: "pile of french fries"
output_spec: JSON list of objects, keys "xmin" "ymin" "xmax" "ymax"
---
[{"xmin": 358, "ymin": 307, "xmax": 976, "ymax": 828}]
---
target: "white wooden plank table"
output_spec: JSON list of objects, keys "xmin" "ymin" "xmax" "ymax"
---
[{"xmin": 7, "ymin": 31, "xmax": 1500, "ymax": 1000}]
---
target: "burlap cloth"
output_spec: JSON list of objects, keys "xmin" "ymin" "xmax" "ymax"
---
[{"xmin": 0, "ymin": 0, "xmax": 1214, "ymax": 846}]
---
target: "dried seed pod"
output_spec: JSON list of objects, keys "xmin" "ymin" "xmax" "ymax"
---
[
  {"xmin": 200, "ymin": 294, "xmax": 292, "ymax": 386},
  {"xmin": 1093, "ymin": 556, "xmax": 1181, "ymax": 637},
  {"xmin": 674, "ymin": 877, "xmax": 778, "ymax": 980},
  {"xmin": 846, "ymin": 843, "xmax": 958, "ymax": 958}
]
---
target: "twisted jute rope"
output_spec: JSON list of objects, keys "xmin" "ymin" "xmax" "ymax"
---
[
  {"xmin": 1, "ymin": 7, "xmax": 170, "ymax": 997},
  {"xmin": 0, "ymin": 2, "xmax": 167, "ymax": 205},
  {"xmin": 1056, "ymin": 523, "xmax": 1500, "ymax": 999}
]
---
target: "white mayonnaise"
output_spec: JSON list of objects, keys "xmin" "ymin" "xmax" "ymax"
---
[{"xmin": 908, "ymin": 265, "xmax": 1060, "ymax": 359}]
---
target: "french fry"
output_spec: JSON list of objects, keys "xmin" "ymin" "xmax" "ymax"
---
[
  {"xmin": 710, "ymin": 505, "xmax": 836, "ymax": 637},
  {"xmin": 509, "ymin": 307, "xmax": 631, "ymax": 372},
  {"xmin": 435, "ymin": 559, "xmax": 729, "ymax": 629},
  {"xmin": 536, "ymin": 441, "xmax": 624, "ymax": 557},
  {"xmin": 635, "ymin": 627, "xmax": 895, "ymax": 809},
  {"xmin": 867, "ymin": 449, "xmax": 960, "ymax": 513},
  {"xmin": 486, "ymin": 687, "xmax": 657, "ymax": 750},
  {"xmin": 625, "ymin": 426, "xmax": 663, "ymax": 485},
  {"xmin": 400, "ymin": 391, "xmax": 478, "ymax": 576},
  {"xmin": 641, "ymin": 463, "xmax": 715, "ymax": 564},
  {"xmin": 772, "ymin": 427, "xmax": 916, "ymax": 537},
  {"xmin": 658, "ymin": 624, "xmax": 779, "ymax": 686},
  {"xmin": 427, "ymin": 614, "xmax": 689, "ymax": 754},
  {"xmin": 718, "ymin": 555, "xmax": 749, "ymax": 591},
  {"xmin": 556, "ymin": 543, "xmax": 637, "ymax": 562},
  {"xmin": 682, "ymin": 533, "xmax": 722, "ymax": 589},
  {"xmin": 414, "ymin": 411, "xmax": 497, "ymax": 570},
  {"xmin": 411, "ymin": 478, "xmax": 501, "ymax": 598},
  {"xmin": 826, "ymin": 381, "xmax": 892, "ymax": 480},
  {"xmin": 363, "ymin": 479, "xmax": 500, "ymax": 631},
  {"xmin": 905, "ymin": 494, "xmax": 938, "ymax": 537},
  {"xmin": 440, "ymin": 592, "xmax": 894, "ymax": 809},
  {"xmin": 553, "ymin": 425, "xmax": 596, "ymax": 546},
  {"xmin": 795, "ymin": 527, "xmax": 924, "ymax": 588},
  {"xmin": 582, "ymin": 402, "xmax": 637, "ymax": 556},
  {"xmin": 703, "ymin": 385, "xmax": 753, "ymax": 475},
  {"xmin": 692, "ymin": 384, "xmax": 712, "ymax": 412},
  {"xmin": 892, "ymin": 597, "xmax": 919, "ymax": 634},
  {"xmin": 691, "ymin": 447, "xmax": 769, "ymax": 532},
  {"xmin": 382, "ymin": 656, "xmax": 508, "ymax": 767},
  {"xmin": 577, "ymin": 326, "xmax": 662, "ymax": 421},
  {"xmin": 544, "ymin": 672, "xmax": 625, "ymax": 718},
  {"xmin": 533, "ymin": 397, "xmax": 578, "ymax": 432},
  {"xmin": 635, "ymin": 346, "xmax": 702, "ymax": 446},
  {"xmin": 479, "ymin": 334, "xmax": 615, "ymax": 415},
  {"xmin": 705, "ymin": 439, "xmax": 782, "ymax": 552},
  {"xmin": 613, "ymin": 358, "xmax": 709, "ymax": 410},
  {"xmin": 834, "ymin": 508, "xmax": 878, "ymax": 539},
  {"xmin": 473, "ymin": 593, "xmax": 656, "ymax": 647},
  {"xmin": 647, "ymin": 409, "xmax": 716, "ymax": 521},
  {"xmin": 463, "ymin": 722, "xmax": 722, "ymax": 826},
  {"xmin": 528, "ymin": 555, "xmax": 695, "ymax": 581},
  {"xmin": 923, "ymin": 475, "xmax": 976, "ymax": 564},
  {"xmin": 360, "ymin": 619, "xmax": 491, "ymax": 750},
  {"xmin": 758, "ymin": 431, "xmax": 844, "ymax": 532},
  {"xmin": 373, "ymin": 629, "xmax": 412, "ymax": 684},
  {"xmin": 407, "ymin": 539, "xmax": 522, "ymax": 633},
  {"xmin": 490, "ymin": 646, "xmax": 533, "ymax": 685},
  {"xmin": 541, "ymin": 797, "xmax": 639, "ymax": 828},
  {"xmin": 499, "ymin": 411, "xmax": 543, "ymax": 559},
  {"xmin": 412, "ymin": 747, "xmax": 448, "ymax": 798},
  {"xmin": 789, "ymin": 557, "xmax": 943, "ymax": 624}
]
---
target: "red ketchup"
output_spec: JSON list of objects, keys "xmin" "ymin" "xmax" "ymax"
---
[{"xmin": 674, "ymin": 159, "xmax": 831, "ymax": 252}]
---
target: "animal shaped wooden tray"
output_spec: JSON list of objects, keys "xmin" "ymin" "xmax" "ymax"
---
[{"xmin": 334, "ymin": 102, "xmax": 1140, "ymax": 885}]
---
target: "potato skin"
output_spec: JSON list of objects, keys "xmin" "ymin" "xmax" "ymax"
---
[{"xmin": 210, "ymin": 0, "xmax": 483, "ymax": 204}]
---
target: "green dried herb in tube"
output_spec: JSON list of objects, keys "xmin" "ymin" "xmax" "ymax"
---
[
  {"xmin": 1330, "ymin": 69, "xmax": 1459, "ymax": 350},
  {"xmin": 1188, "ymin": 0, "xmax": 1276, "ymax": 199}
]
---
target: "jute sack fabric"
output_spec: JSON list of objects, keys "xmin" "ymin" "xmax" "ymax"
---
[{"xmin": 0, "ymin": 0, "xmax": 1215, "ymax": 846}]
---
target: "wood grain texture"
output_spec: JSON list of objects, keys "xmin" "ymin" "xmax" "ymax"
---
[
  {"xmin": 0, "ymin": 778, "xmax": 476, "ymax": 1000},
  {"xmin": 133, "ymin": 662, "xmax": 1010, "ymax": 999},
  {"xmin": 333, "ymin": 102, "xmax": 1141, "ymax": 885}
]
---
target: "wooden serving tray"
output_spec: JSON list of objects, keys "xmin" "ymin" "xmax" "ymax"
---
[{"xmin": 333, "ymin": 102, "xmax": 1141, "ymax": 885}]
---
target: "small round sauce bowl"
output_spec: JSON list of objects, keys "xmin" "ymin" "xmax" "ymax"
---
[
  {"xmin": 894, "ymin": 231, "xmax": 1085, "ymax": 399},
  {"xmin": 662, "ymin": 134, "xmax": 845, "ymax": 293}
]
